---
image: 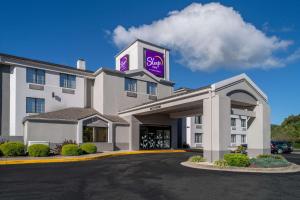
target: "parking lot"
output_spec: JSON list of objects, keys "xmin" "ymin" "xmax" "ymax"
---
[{"xmin": 0, "ymin": 152, "xmax": 299, "ymax": 200}]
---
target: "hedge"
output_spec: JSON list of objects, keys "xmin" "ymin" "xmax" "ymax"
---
[
  {"xmin": 61, "ymin": 144, "xmax": 82, "ymax": 156},
  {"xmin": 0, "ymin": 142, "xmax": 25, "ymax": 157},
  {"xmin": 28, "ymin": 144, "xmax": 50, "ymax": 157},
  {"xmin": 224, "ymin": 153, "xmax": 250, "ymax": 167},
  {"xmin": 80, "ymin": 143, "xmax": 97, "ymax": 154},
  {"xmin": 188, "ymin": 155, "xmax": 206, "ymax": 163}
]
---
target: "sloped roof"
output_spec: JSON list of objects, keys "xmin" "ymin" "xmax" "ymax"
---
[{"xmin": 24, "ymin": 107, "xmax": 129, "ymax": 124}]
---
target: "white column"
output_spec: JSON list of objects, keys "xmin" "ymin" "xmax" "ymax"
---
[
  {"xmin": 203, "ymin": 94, "xmax": 231, "ymax": 162},
  {"xmin": 247, "ymin": 102, "xmax": 271, "ymax": 157},
  {"xmin": 77, "ymin": 121, "xmax": 83, "ymax": 144}
]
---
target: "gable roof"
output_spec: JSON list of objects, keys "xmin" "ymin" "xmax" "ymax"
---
[
  {"xmin": 24, "ymin": 107, "xmax": 129, "ymax": 124},
  {"xmin": 211, "ymin": 73, "xmax": 268, "ymax": 101}
]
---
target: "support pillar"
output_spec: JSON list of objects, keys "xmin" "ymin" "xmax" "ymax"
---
[
  {"xmin": 247, "ymin": 102, "xmax": 271, "ymax": 157},
  {"xmin": 203, "ymin": 94, "xmax": 231, "ymax": 162}
]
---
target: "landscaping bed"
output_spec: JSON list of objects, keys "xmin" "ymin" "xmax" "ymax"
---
[
  {"xmin": 0, "ymin": 140, "xmax": 99, "ymax": 158},
  {"xmin": 182, "ymin": 154, "xmax": 300, "ymax": 173}
]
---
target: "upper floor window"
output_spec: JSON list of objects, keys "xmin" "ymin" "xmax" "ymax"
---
[
  {"xmin": 195, "ymin": 133, "xmax": 203, "ymax": 144},
  {"xmin": 60, "ymin": 73, "xmax": 76, "ymax": 89},
  {"xmin": 241, "ymin": 119, "xmax": 246, "ymax": 128},
  {"xmin": 125, "ymin": 78, "xmax": 137, "ymax": 92},
  {"xmin": 147, "ymin": 82, "xmax": 157, "ymax": 95},
  {"xmin": 195, "ymin": 115, "xmax": 202, "ymax": 124},
  {"xmin": 26, "ymin": 68, "xmax": 45, "ymax": 85},
  {"xmin": 26, "ymin": 97, "xmax": 45, "ymax": 113},
  {"xmin": 231, "ymin": 118, "xmax": 236, "ymax": 127}
]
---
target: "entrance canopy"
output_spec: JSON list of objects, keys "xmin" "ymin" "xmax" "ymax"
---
[{"xmin": 119, "ymin": 86, "xmax": 211, "ymax": 118}]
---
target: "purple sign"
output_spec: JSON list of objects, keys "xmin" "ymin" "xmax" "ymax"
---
[
  {"xmin": 144, "ymin": 49, "xmax": 164, "ymax": 78},
  {"xmin": 120, "ymin": 54, "xmax": 129, "ymax": 72}
]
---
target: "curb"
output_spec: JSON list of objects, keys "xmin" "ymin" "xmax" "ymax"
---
[
  {"xmin": 0, "ymin": 150, "xmax": 186, "ymax": 165},
  {"xmin": 181, "ymin": 161, "xmax": 300, "ymax": 174}
]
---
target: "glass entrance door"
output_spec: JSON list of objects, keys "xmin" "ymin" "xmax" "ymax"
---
[{"xmin": 140, "ymin": 125, "xmax": 171, "ymax": 150}]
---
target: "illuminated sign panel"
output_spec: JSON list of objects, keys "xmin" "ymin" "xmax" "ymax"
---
[{"xmin": 144, "ymin": 49, "xmax": 164, "ymax": 78}]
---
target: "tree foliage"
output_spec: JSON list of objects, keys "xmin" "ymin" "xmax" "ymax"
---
[{"xmin": 271, "ymin": 114, "xmax": 300, "ymax": 142}]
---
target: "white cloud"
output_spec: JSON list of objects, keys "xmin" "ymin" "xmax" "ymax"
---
[{"xmin": 112, "ymin": 3, "xmax": 297, "ymax": 71}]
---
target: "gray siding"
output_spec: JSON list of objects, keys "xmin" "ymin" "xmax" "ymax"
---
[
  {"xmin": 85, "ymin": 79, "xmax": 94, "ymax": 108},
  {"xmin": 0, "ymin": 64, "xmax": 10, "ymax": 136},
  {"xmin": 101, "ymin": 72, "xmax": 173, "ymax": 115},
  {"xmin": 25, "ymin": 121, "xmax": 77, "ymax": 143},
  {"xmin": 114, "ymin": 125, "xmax": 130, "ymax": 150}
]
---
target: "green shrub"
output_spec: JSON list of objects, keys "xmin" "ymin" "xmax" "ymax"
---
[
  {"xmin": 61, "ymin": 144, "xmax": 82, "ymax": 156},
  {"xmin": 250, "ymin": 156, "xmax": 290, "ymax": 168},
  {"xmin": 28, "ymin": 144, "xmax": 50, "ymax": 157},
  {"xmin": 234, "ymin": 145, "xmax": 247, "ymax": 153},
  {"xmin": 224, "ymin": 153, "xmax": 250, "ymax": 167},
  {"xmin": 188, "ymin": 155, "xmax": 206, "ymax": 163},
  {"xmin": 80, "ymin": 143, "xmax": 97, "ymax": 154},
  {"xmin": 214, "ymin": 160, "xmax": 228, "ymax": 168},
  {"xmin": 0, "ymin": 142, "xmax": 25, "ymax": 157},
  {"xmin": 257, "ymin": 154, "xmax": 283, "ymax": 160},
  {"xmin": 53, "ymin": 139, "xmax": 77, "ymax": 155}
]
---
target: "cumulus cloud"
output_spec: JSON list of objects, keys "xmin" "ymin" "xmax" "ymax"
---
[{"xmin": 112, "ymin": 3, "xmax": 297, "ymax": 71}]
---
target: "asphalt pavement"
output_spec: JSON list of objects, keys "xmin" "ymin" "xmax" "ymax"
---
[{"xmin": 0, "ymin": 152, "xmax": 299, "ymax": 200}]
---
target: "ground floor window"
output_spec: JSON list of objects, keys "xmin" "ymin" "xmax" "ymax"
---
[
  {"xmin": 231, "ymin": 134, "xmax": 236, "ymax": 143},
  {"xmin": 83, "ymin": 127, "xmax": 108, "ymax": 142},
  {"xmin": 241, "ymin": 135, "xmax": 247, "ymax": 144},
  {"xmin": 194, "ymin": 133, "xmax": 202, "ymax": 144}
]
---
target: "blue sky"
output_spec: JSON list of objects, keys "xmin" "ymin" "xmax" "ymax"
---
[{"xmin": 0, "ymin": 0, "xmax": 299, "ymax": 124}]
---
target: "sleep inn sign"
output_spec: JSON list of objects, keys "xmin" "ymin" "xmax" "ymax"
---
[{"xmin": 0, "ymin": 39, "xmax": 270, "ymax": 162}]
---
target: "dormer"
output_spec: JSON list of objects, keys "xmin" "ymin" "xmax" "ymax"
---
[{"xmin": 115, "ymin": 39, "xmax": 170, "ymax": 81}]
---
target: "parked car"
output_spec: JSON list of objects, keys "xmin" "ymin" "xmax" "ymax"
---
[{"xmin": 271, "ymin": 141, "xmax": 293, "ymax": 154}]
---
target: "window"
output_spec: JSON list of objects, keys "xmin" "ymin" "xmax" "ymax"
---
[
  {"xmin": 147, "ymin": 82, "xmax": 157, "ymax": 95},
  {"xmin": 241, "ymin": 135, "xmax": 247, "ymax": 144},
  {"xmin": 60, "ymin": 73, "xmax": 76, "ymax": 89},
  {"xmin": 83, "ymin": 127, "xmax": 108, "ymax": 142},
  {"xmin": 241, "ymin": 119, "xmax": 246, "ymax": 128},
  {"xmin": 26, "ymin": 97, "xmax": 45, "ymax": 113},
  {"xmin": 231, "ymin": 134, "xmax": 236, "ymax": 143},
  {"xmin": 231, "ymin": 118, "xmax": 236, "ymax": 126},
  {"xmin": 195, "ymin": 115, "xmax": 202, "ymax": 124},
  {"xmin": 195, "ymin": 133, "xmax": 203, "ymax": 144},
  {"xmin": 125, "ymin": 78, "xmax": 137, "ymax": 92},
  {"xmin": 26, "ymin": 68, "xmax": 45, "ymax": 84}
]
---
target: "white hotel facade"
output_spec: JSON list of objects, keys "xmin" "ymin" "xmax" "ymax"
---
[{"xmin": 0, "ymin": 40, "xmax": 270, "ymax": 162}]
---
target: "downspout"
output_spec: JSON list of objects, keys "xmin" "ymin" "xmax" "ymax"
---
[{"xmin": 209, "ymin": 89, "xmax": 213, "ymax": 162}]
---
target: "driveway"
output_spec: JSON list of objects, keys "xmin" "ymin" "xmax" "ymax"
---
[{"xmin": 0, "ymin": 152, "xmax": 299, "ymax": 200}]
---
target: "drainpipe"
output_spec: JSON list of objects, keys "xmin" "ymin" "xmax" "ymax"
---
[{"xmin": 209, "ymin": 89, "xmax": 213, "ymax": 162}]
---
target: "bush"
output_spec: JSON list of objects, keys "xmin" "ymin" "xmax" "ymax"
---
[
  {"xmin": 224, "ymin": 153, "xmax": 250, "ymax": 167},
  {"xmin": 234, "ymin": 145, "xmax": 247, "ymax": 154},
  {"xmin": 0, "ymin": 142, "xmax": 25, "ymax": 157},
  {"xmin": 61, "ymin": 144, "xmax": 82, "ymax": 156},
  {"xmin": 188, "ymin": 155, "xmax": 206, "ymax": 163},
  {"xmin": 28, "ymin": 144, "xmax": 50, "ymax": 157},
  {"xmin": 214, "ymin": 160, "xmax": 228, "ymax": 168},
  {"xmin": 53, "ymin": 139, "xmax": 77, "ymax": 155},
  {"xmin": 80, "ymin": 143, "xmax": 97, "ymax": 154},
  {"xmin": 250, "ymin": 155, "xmax": 290, "ymax": 168},
  {"xmin": 257, "ymin": 154, "xmax": 283, "ymax": 160}
]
